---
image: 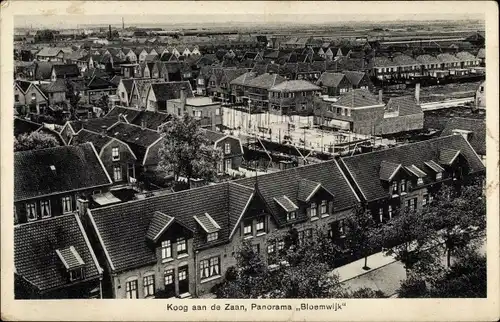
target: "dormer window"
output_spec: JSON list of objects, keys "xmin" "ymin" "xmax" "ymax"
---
[
  {"xmin": 320, "ymin": 200, "xmax": 327, "ymax": 214},
  {"xmin": 207, "ymin": 232, "xmax": 218, "ymax": 242},
  {"xmin": 161, "ymin": 240, "xmax": 172, "ymax": 259},
  {"xmin": 112, "ymin": 147, "xmax": 120, "ymax": 161},
  {"xmin": 55, "ymin": 246, "xmax": 85, "ymax": 283},
  {"xmin": 287, "ymin": 211, "xmax": 296, "ymax": 221},
  {"xmin": 243, "ymin": 219, "xmax": 253, "ymax": 236},
  {"xmin": 417, "ymin": 177, "xmax": 424, "ymax": 185},
  {"xmin": 400, "ymin": 179, "xmax": 407, "ymax": 193},
  {"xmin": 176, "ymin": 237, "xmax": 187, "ymax": 255},
  {"xmin": 70, "ymin": 268, "xmax": 84, "ymax": 281},
  {"xmin": 310, "ymin": 202, "xmax": 318, "ymax": 218},
  {"xmin": 436, "ymin": 172, "xmax": 443, "ymax": 180},
  {"xmin": 256, "ymin": 217, "xmax": 265, "ymax": 234},
  {"xmin": 392, "ymin": 181, "xmax": 398, "ymax": 194}
]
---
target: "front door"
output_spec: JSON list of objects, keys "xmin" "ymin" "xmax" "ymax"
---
[
  {"xmin": 178, "ymin": 266, "xmax": 189, "ymax": 295},
  {"xmin": 164, "ymin": 269, "xmax": 175, "ymax": 298}
]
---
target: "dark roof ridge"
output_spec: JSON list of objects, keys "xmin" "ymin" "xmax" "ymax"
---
[
  {"xmin": 14, "ymin": 212, "xmax": 77, "ymax": 228},
  {"xmin": 342, "ymin": 135, "xmax": 463, "ymax": 159},
  {"xmin": 15, "ymin": 142, "xmax": 93, "ymax": 155}
]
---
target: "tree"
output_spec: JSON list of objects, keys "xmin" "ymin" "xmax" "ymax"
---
[
  {"xmin": 14, "ymin": 132, "xmax": 60, "ymax": 152},
  {"xmin": 343, "ymin": 205, "xmax": 377, "ymax": 270},
  {"xmin": 375, "ymin": 207, "xmax": 436, "ymax": 273},
  {"xmin": 423, "ymin": 181, "xmax": 486, "ymax": 267},
  {"xmin": 343, "ymin": 287, "xmax": 386, "ymax": 298},
  {"xmin": 65, "ymin": 79, "xmax": 81, "ymax": 118},
  {"xmin": 158, "ymin": 114, "xmax": 222, "ymax": 185},
  {"xmin": 97, "ymin": 94, "xmax": 110, "ymax": 114}
]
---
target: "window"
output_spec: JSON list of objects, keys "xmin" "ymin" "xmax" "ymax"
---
[
  {"xmin": 388, "ymin": 205, "xmax": 393, "ymax": 219},
  {"xmin": 243, "ymin": 219, "xmax": 253, "ymax": 236},
  {"xmin": 422, "ymin": 194, "xmax": 428, "ymax": 207},
  {"xmin": 176, "ymin": 237, "xmax": 187, "ymax": 255},
  {"xmin": 194, "ymin": 110, "xmax": 202, "ymax": 118},
  {"xmin": 15, "ymin": 94, "xmax": 19, "ymax": 102},
  {"xmin": 121, "ymin": 92, "xmax": 124, "ymax": 98},
  {"xmin": 125, "ymin": 279, "xmax": 138, "ymax": 299},
  {"xmin": 62, "ymin": 196, "xmax": 72, "ymax": 213},
  {"xmin": 417, "ymin": 177, "xmax": 424, "ymax": 185},
  {"xmin": 31, "ymin": 93, "xmax": 36, "ymax": 100},
  {"xmin": 224, "ymin": 143, "xmax": 231, "ymax": 154},
  {"xmin": 320, "ymin": 200, "xmax": 327, "ymax": 214},
  {"xmin": 287, "ymin": 211, "xmax": 296, "ymax": 221},
  {"xmin": 267, "ymin": 243, "xmax": 275, "ymax": 255},
  {"xmin": 310, "ymin": 202, "xmax": 318, "ymax": 218},
  {"xmin": 164, "ymin": 269, "xmax": 174, "ymax": 285},
  {"xmin": 69, "ymin": 268, "xmax": 83, "ymax": 281},
  {"xmin": 215, "ymin": 108, "xmax": 220, "ymax": 115},
  {"xmin": 277, "ymin": 240, "xmax": 285, "ymax": 254},
  {"xmin": 207, "ymin": 232, "xmax": 218, "ymax": 242},
  {"xmin": 200, "ymin": 256, "xmax": 220, "ymax": 279},
  {"xmin": 161, "ymin": 240, "xmax": 172, "ymax": 259},
  {"xmin": 400, "ymin": 179, "xmax": 406, "ymax": 193},
  {"xmin": 26, "ymin": 202, "xmax": 37, "ymax": 221},
  {"xmin": 112, "ymin": 147, "xmax": 120, "ymax": 161},
  {"xmin": 256, "ymin": 217, "xmax": 265, "ymax": 234},
  {"xmin": 379, "ymin": 207, "xmax": 384, "ymax": 223},
  {"xmin": 40, "ymin": 200, "xmax": 51, "ymax": 218},
  {"xmin": 113, "ymin": 165, "xmax": 122, "ymax": 181},
  {"xmin": 337, "ymin": 220, "xmax": 345, "ymax": 237},
  {"xmin": 436, "ymin": 172, "xmax": 442, "ymax": 180},
  {"xmin": 252, "ymin": 244, "xmax": 260, "ymax": 254},
  {"xmin": 143, "ymin": 275, "xmax": 155, "ymax": 297},
  {"xmin": 178, "ymin": 108, "xmax": 181, "ymax": 116}
]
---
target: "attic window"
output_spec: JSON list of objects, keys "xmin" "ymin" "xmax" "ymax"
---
[
  {"xmin": 207, "ymin": 232, "xmax": 218, "ymax": 242},
  {"xmin": 50, "ymin": 165, "xmax": 56, "ymax": 172},
  {"xmin": 287, "ymin": 211, "xmax": 296, "ymax": 221}
]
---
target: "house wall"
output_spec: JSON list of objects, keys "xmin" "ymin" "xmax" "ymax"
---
[
  {"xmin": 48, "ymin": 91, "xmax": 66, "ymax": 105},
  {"xmin": 216, "ymin": 136, "xmax": 244, "ymax": 171},
  {"xmin": 377, "ymin": 113, "xmax": 424, "ymax": 135},
  {"xmin": 350, "ymin": 106, "xmax": 385, "ymax": 135},
  {"xmin": 14, "ymin": 85, "xmax": 26, "ymax": 106},
  {"xmin": 24, "ymin": 85, "xmax": 48, "ymax": 113},
  {"xmin": 42, "ymin": 279, "xmax": 101, "ymax": 299},
  {"xmin": 117, "ymin": 82, "xmax": 131, "ymax": 106},
  {"xmin": 100, "ymin": 140, "xmax": 137, "ymax": 184},
  {"xmin": 88, "ymin": 88, "xmax": 116, "ymax": 105}
]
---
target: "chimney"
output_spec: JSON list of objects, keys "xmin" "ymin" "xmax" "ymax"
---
[
  {"xmin": 141, "ymin": 120, "xmax": 146, "ymax": 129},
  {"xmin": 378, "ymin": 89, "xmax": 383, "ymax": 104},
  {"xmin": 415, "ymin": 83, "xmax": 420, "ymax": 105},
  {"xmin": 100, "ymin": 125, "xmax": 107, "ymax": 136},
  {"xmin": 180, "ymin": 86, "xmax": 187, "ymax": 113},
  {"xmin": 77, "ymin": 198, "xmax": 89, "ymax": 222}
]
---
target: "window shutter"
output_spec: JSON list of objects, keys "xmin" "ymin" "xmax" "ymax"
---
[{"xmin": 328, "ymin": 201, "xmax": 334, "ymax": 214}]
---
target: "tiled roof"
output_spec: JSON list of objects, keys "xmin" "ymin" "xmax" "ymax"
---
[
  {"xmin": 130, "ymin": 110, "xmax": 171, "ymax": 131},
  {"xmin": 105, "ymin": 106, "xmax": 142, "ymax": 123},
  {"xmin": 476, "ymin": 48, "xmax": 485, "ymax": 59},
  {"xmin": 145, "ymin": 211, "xmax": 174, "ymax": 242},
  {"xmin": 333, "ymin": 89, "xmax": 381, "ymax": 108},
  {"xmin": 441, "ymin": 117, "xmax": 486, "ymax": 156},
  {"xmin": 69, "ymin": 117, "xmax": 119, "ymax": 133},
  {"xmin": 245, "ymin": 73, "xmax": 286, "ymax": 89},
  {"xmin": 274, "ymin": 195, "xmax": 299, "ymax": 212},
  {"xmin": 39, "ymin": 79, "xmax": 67, "ymax": 93},
  {"xmin": 14, "ymin": 143, "xmax": 112, "ymax": 202},
  {"xmin": 36, "ymin": 47, "xmax": 64, "ymax": 57},
  {"xmin": 230, "ymin": 72, "xmax": 257, "ymax": 86},
  {"xmin": 35, "ymin": 62, "xmax": 62, "ymax": 80},
  {"xmin": 120, "ymin": 79, "xmax": 134, "ymax": 96},
  {"xmin": 439, "ymin": 148, "xmax": 461, "ymax": 165},
  {"xmin": 385, "ymin": 96, "xmax": 422, "ymax": 116},
  {"xmin": 87, "ymin": 76, "xmax": 117, "ymax": 90},
  {"xmin": 150, "ymin": 81, "xmax": 194, "ymax": 102},
  {"xmin": 316, "ymin": 72, "xmax": 345, "ymax": 88},
  {"xmin": 379, "ymin": 160, "xmax": 401, "ymax": 181},
  {"xmin": 14, "ymin": 117, "xmax": 41, "ymax": 137},
  {"xmin": 193, "ymin": 213, "xmax": 221, "ymax": 233},
  {"xmin": 70, "ymin": 129, "xmax": 115, "ymax": 152},
  {"xmin": 52, "ymin": 64, "xmax": 80, "ymax": 78},
  {"xmin": 237, "ymin": 159, "xmax": 358, "ymax": 225},
  {"xmin": 392, "ymin": 54, "xmax": 419, "ymax": 66},
  {"xmin": 344, "ymin": 71, "xmax": 366, "ymax": 87},
  {"xmin": 455, "ymin": 51, "xmax": 478, "ymax": 61},
  {"xmin": 405, "ymin": 165, "xmax": 427, "ymax": 178},
  {"xmin": 297, "ymin": 178, "xmax": 321, "ymax": 202},
  {"xmin": 415, "ymin": 54, "xmax": 441, "ymax": 65},
  {"xmin": 106, "ymin": 122, "xmax": 162, "ymax": 164},
  {"xmin": 373, "ymin": 56, "xmax": 395, "ymax": 67},
  {"xmin": 269, "ymin": 80, "xmax": 320, "ymax": 92},
  {"xmin": 202, "ymin": 129, "xmax": 226, "ymax": 143},
  {"xmin": 15, "ymin": 214, "xmax": 101, "ymax": 292},
  {"xmin": 15, "ymin": 80, "xmax": 32, "ymax": 93},
  {"xmin": 109, "ymin": 75, "xmax": 122, "ymax": 86},
  {"xmin": 56, "ymin": 246, "xmax": 85, "ymax": 270},
  {"xmin": 341, "ymin": 135, "xmax": 485, "ymax": 202},
  {"xmin": 437, "ymin": 53, "xmax": 460, "ymax": 63}
]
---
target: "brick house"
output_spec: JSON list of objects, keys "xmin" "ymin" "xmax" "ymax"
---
[
  {"xmin": 230, "ymin": 72, "xmax": 258, "ymax": 105},
  {"xmin": 86, "ymin": 159, "xmax": 359, "ymax": 298},
  {"xmin": 316, "ymin": 72, "xmax": 351, "ymax": 96},
  {"xmin": 70, "ymin": 129, "xmax": 138, "ymax": 185},
  {"xmin": 243, "ymin": 73, "xmax": 286, "ymax": 112},
  {"xmin": 14, "ymin": 212, "xmax": 103, "ymax": 299},
  {"xmin": 59, "ymin": 117, "xmax": 121, "ymax": 144},
  {"xmin": 15, "ymin": 81, "xmax": 49, "ymax": 114},
  {"xmin": 50, "ymin": 64, "xmax": 80, "ymax": 82},
  {"xmin": 339, "ymin": 135, "xmax": 485, "ymax": 223},
  {"xmin": 441, "ymin": 117, "xmax": 486, "ymax": 163},
  {"xmin": 207, "ymin": 68, "xmax": 248, "ymax": 104},
  {"xmin": 145, "ymin": 81, "xmax": 194, "ymax": 112},
  {"xmin": 202, "ymin": 129, "xmax": 244, "ymax": 173},
  {"xmin": 116, "ymin": 79, "xmax": 135, "ymax": 106},
  {"xmin": 105, "ymin": 106, "xmax": 172, "ymax": 132},
  {"xmin": 14, "ymin": 143, "xmax": 113, "ymax": 225},
  {"xmin": 39, "ymin": 79, "xmax": 67, "ymax": 105},
  {"xmin": 166, "ymin": 96, "xmax": 222, "ymax": 129},
  {"xmin": 268, "ymin": 80, "xmax": 321, "ymax": 115}
]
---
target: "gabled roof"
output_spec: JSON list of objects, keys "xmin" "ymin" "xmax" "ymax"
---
[
  {"xmin": 56, "ymin": 246, "xmax": 85, "ymax": 270},
  {"xmin": 392, "ymin": 54, "xmax": 419, "ymax": 66},
  {"xmin": 193, "ymin": 212, "xmax": 221, "ymax": 233},
  {"xmin": 36, "ymin": 47, "xmax": 64, "ymax": 57},
  {"xmin": 150, "ymin": 81, "xmax": 194, "ymax": 102},
  {"xmin": 344, "ymin": 71, "xmax": 366, "ymax": 87},
  {"xmin": 245, "ymin": 73, "xmax": 286, "ymax": 89},
  {"xmin": 476, "ymin": 48, "xmax": 485, "ymax": 59},
  {"xmin": 274, "ymin": 195, "xmax": 299, "ymax": 212},
  {"xmin": 341, "ymin": 135, "xmax": 485, "ymax": 202},
  {"xmin": 439, "ymin": 148, "xmax": 461, "ymax": 165},
  {"xmin": 437, "ymin": 53, "xmax": 461, "ymax": 63},
  {"xmin": 379, "ymin": 160, "xmax": 402, "ymax": 181},
  {"xmin": 333, "ymin": 89, "xmax": 381, "ymax": 108},
  {"xmin": 424, "ymin": 160, "xmax": 445, "ymax": 173},
  {"xmin": 15, "ymin": 214, "xmax": 101, "ymax": 292},
  {"xmin": 441, "ymin": 117, "xmax": 486, "ymax": 156},
  {"xmin": 455, "ymin": 51, "xmax": 477, "ymax": 61},
  {"xmin": 120, "ymin": 79, "xmax": 135, "ymax": 97},
  {"xmin": 68, "ymin": 117, "xmax": 120, "ymax": 133},
  {"xmin": 15, "ymin": 80, "xmax": 32, "ymax": 93},
  {"xmin": 385, "ymin": 96, "xmax": 422, "ymax": 116},
  {"xmin": 39, "ymin": 78, "xmax": 67, "ymax": 93},
  {"xmin": 70, "ymin": 129, "xmax": 114, "ymax": 152},
  {"xmin": 269, "ymin": 80, "xmax": 320, "ymax": 92},
  {"xmin": 52, "ymin": 64, "xmax": 80, "ymax": 78},
  {"xmin": 415, "ymin": 54, "xmax": 441, "ymax": 65},
  {"xmin": 87, "ymin": 76, "xmax": 117, "ymax": 90},
  {"xmin": 230, "ymin": 72, "xmax": 257, "ymax": 86},
  {"xmin": 373, "ymin": 56, "xmax": 395, "ymax": 67},
  {"xmin": 14, "ymin": 117, "xmax": 41, "ymax": 137},
  {"xmin": 405, "ymin": 164, "xmax": 427, "ymax": 178},
  {"xmin": 14, "ymin": 143, "xmax": 112, "ymax": 202},
  {"xmin": 316, "ymin": 72, "xmax": 345, "ymax": 88},
  {"xmin": 109, "ymin": 75, "xmax": 122, "ymax": 86},
  {"xmin": 145, "ymin": 211, "xmax": 175, "ymax": 242}
]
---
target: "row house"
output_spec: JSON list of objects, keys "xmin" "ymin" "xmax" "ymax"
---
[
  {"xmin": 70, "ymin": 129, "xmax": 138, "ymax": 186},
  {"xmin": 35, "ymin": 47, "xmax": 66, "ymax": 62},
  {"xmin": 230, "ymin": 72, "xmax": 257, "ymax": 105},
  {"xmin": 15, "ymin": 212, "xmax": 103, "ymax": 299},
  {"xmin": 441, "ymin": 117, "xmax": 486, "ymax": 164},
  {"xmin": 84, "ymin": 76, "xmax": 118, "ymax": 105},
  {"xmin": 105, "ymin": 106, "xmax": 171, "ymax": 132},
  {"xmin": 415, "ymin": 55, "xmax": 442, "ymax": 77},
  {"xmin": 196, "ymin": 66, "xmax": 215, "ymax": 96},
  {"xmin": 316, "ymin": 71, "xmax": 372, "ymax": 96},
  {"xmin": 86, "ymin": 159, "xmax": 359, "ymax": 298},
  {"xmin": 145, "ymin": 81, "xmax": 194, "ymax": 112},
  {"xmin": 391, "ymin": 55, "xmax": 421, "ymax": 78},
  {"xmin": 207, "ymin": 68, "xmax": 248, "ymax": 104},
  {"xmin": 131, "ymin": 78, "xmax": 165, "ymax": 108},
  {"xmin": 59, "ymin": 117, "xmax": 122, "ymax": 144},
  {"xmin": 50, "ymin": 64, "xmax": 80, "ymax": 82},
  {"xmin": 14, "ymin": 143, "xmax": 113, "ymax": 225},
  {"xmin": 106, "ymin": 122, "xmax": 165, "ymax": 173},
  {"xmin": 243, "ymin": 73, "xmax": 286, "ymax": 112},
  {"xmin": 339, "ymin": 135, "xmax": 485, "ymax": 223},
  {"xmin": 268, "ymin": 80, "xmax": 321, "ymax": 115},
  {"xmin": 39, "ymin": 78, "xmax": 67, "ymax": 106},
  {"xmin": 202, "ymin": 129, "xmax": 245, "ymax": 174},
  {"xmin": 14, "ymin": 80, "xmax": 48, "ymax": 114}
]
